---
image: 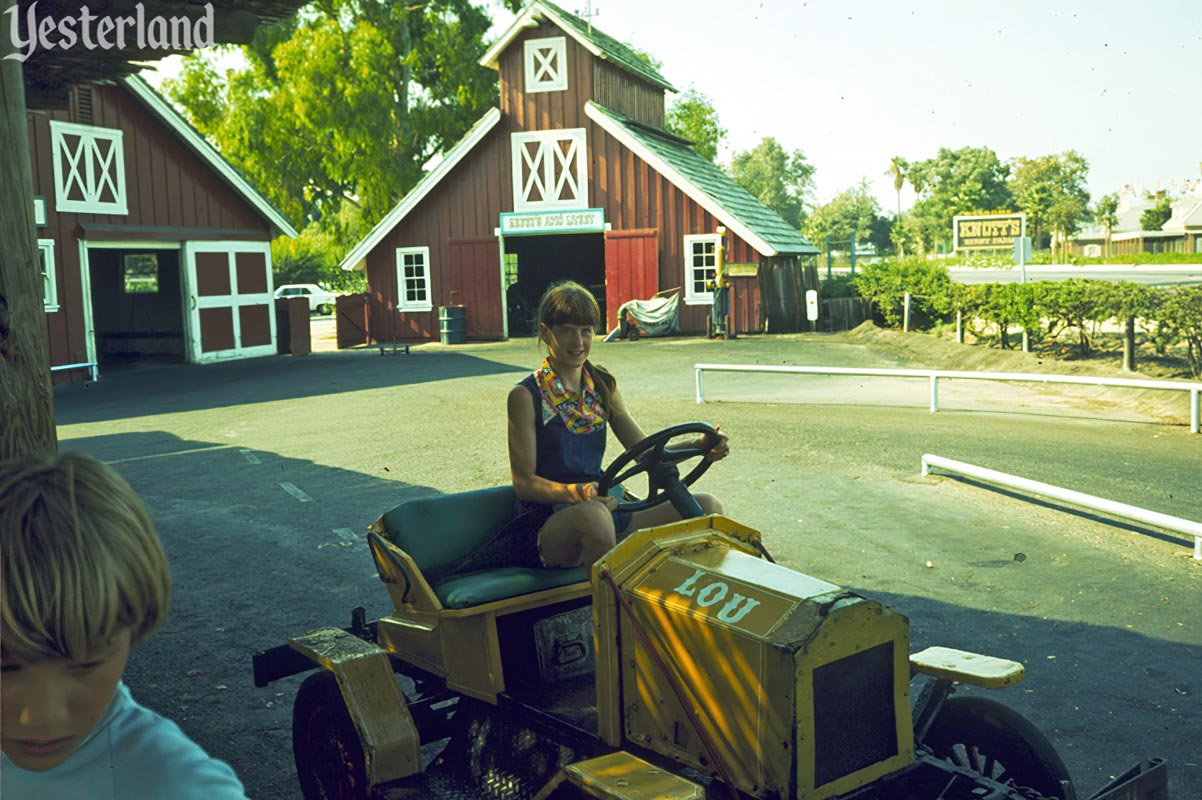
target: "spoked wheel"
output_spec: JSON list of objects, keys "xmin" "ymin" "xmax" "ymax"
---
[
  {"xmin": 293, "ymin": 671, "xmax": 369, "ymax": 800},
  {"xmin": 922, "ymin": 696, "xmax": 1073, "ymax": 799}
]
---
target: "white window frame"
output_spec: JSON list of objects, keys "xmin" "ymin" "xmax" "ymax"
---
[
  {"xmin": 395, "ymin": 247, "xmax": 433, "ymax": 312},
  {"xmin": 524, "ymin": 36, "xmax": 567, "ymax": 93},
  {"xmin": 511, "ymin": 129, "xmax": 589, "ymax": 212},
  {"xmin": 39, "ymin": 239, "xmax": 59, "ymax": 312},
  {"xmin": 683, "ymin": 234, "xmax": 721, "ymax": 305},
  {"xmin": 50, "ymin": 121, "xmax": 128, "ymax": 215}
]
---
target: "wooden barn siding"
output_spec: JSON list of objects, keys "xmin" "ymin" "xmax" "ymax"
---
[
  {"xmin": 591, "ymin": 61, "xmax": 665, "ymax": 129},
  {"xmin": 28, "ymin": 84, "xmax": 272, "ymax": 380},
  {"xmin": 363, "ymin": 126, "xmax": 513, "ymax": 342},
  {"xmin": 369, "ymin": 21, "xmax": 762, "ymax": 339},
  {"xmin": 498, "ymin": 22, "xmax": 594, "ymax": 131},
  {"xmin": 586, "ymin": 120, "xmax": 761, "ymax": 334},
  {"xmin": 363, "ymin": 107, "xmax": 765, "ymax": 338}
]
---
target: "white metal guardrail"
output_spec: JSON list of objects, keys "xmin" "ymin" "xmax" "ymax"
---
[
  {"xmin": 921, "ymin": 454, "xmax": 1202, "ymax": 560},
  {"xmin": 693, "ymin": 363, "xmax": 1202, "ymax": 434}
]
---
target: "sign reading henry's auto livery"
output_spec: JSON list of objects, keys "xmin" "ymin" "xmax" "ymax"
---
[
  {"xmin": 953, "ymin": 213, "xmax": 1026, "ymax": 251},
  {"xmin": 500, "ymin": 208, "xmax": 605, "ymax": 236}
]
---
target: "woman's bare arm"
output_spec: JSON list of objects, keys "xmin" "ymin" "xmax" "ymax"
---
[{"xmin": 507, "ymin": 385, "xmax": 612, "ymax": 506}]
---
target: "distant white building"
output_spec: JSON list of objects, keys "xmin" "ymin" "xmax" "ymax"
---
[{"xmin": 1072, "ymin": 187, "xmax": 1202, "ymax": 257}]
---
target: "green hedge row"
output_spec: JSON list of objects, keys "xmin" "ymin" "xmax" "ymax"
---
[{"xmin": 850, "ymin": 259, "xmax": 1202, "ymax": 377}]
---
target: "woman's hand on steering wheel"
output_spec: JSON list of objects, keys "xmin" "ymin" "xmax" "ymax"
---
[
  {"xmin": 575, "ymin": 481, "xmax": 618, "ymax": 511},
  {"xmin": 694, "ymin": 424, "xmax": 729, "ymax": 462}
]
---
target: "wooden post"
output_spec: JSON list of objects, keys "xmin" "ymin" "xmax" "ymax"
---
[
  {"xmin": 0, "ymin": 6, "xmax": 58, "ymax": 460},
  {"xmin": 1123, "ymin": 316, "xmax": 1137, "ymax": 372}
]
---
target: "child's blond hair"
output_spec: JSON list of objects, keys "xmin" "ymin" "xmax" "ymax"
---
[{"xmin": 1, "ymin": 451, "xmax": 171, "ymax": 661}]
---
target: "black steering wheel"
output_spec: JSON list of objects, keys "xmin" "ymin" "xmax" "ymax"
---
[{"xmin": 596, "ymin": 422, "xmax": 718, "ymax": 519}]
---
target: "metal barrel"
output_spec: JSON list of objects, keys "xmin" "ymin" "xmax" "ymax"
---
[{"xmin": 439, "ymin": 305, "xmax": 466, "ymax": 345}]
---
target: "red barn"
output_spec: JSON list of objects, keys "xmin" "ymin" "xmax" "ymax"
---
[
  {"xmin": 340, "ymin": 0, "xmax": 818, "ymax": 344},
  {"xmin": 30, "ymin": 75, "xmax": 297, "ymax": 383}
]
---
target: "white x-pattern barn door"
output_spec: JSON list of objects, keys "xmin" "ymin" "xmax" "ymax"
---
[{"xmin": 510, "ymin": 128, "xmax": 588, "ymax": 211}]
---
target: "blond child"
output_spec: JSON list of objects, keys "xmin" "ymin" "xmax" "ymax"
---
[{"xmin": 1, "ymin": 451, "xmax": 248, "ymax": 799}]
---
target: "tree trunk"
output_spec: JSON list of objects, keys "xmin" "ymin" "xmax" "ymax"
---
[{"xmin": 0, "ymin": 16, "xmax": 58, "ymax": 460}]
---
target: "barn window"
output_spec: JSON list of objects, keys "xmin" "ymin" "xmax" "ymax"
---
[
  {"xmin": 38, "ymin": 239, "xmax": 58, "ymax": 312},
  {"xmin": 123, "ymin": 254, "xmax": 159, "ymax": 293},
  {"xmin": 524, "ymin": 37, "xmax": 567, "ymax": 93},
  {"xmin": 396, "ymin": 247, "xmax": 433, "ymax": 312},
  {"xmin": 683, "ymin": 234, "xmax": 721, "ymax": 305},
  {"xmin": 503, "ymin": 252, "xmax": 519, "ymax": 288},
  {"xmin": 50, "ymin": 121, "xmax": 128, "ymax": 215},
  {"xmin": 511, "ymin": 129, "xmax": 588, "ymax": 211}
]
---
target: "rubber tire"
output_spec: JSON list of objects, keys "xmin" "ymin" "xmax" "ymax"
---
[
  {"xmin": 292, "ymin": 671, "xmax": 369, "ymax": 800},
  {"xmin": 317, "ymin": 303, "xmax": 333, "ymax": 316},
  {"xmin": 921, "ymin": 696, "xmax": 1073, "ymax": 799},
  {"xmin": 628, "ymin": 327, "xmax": 640, "ymax": 342}
]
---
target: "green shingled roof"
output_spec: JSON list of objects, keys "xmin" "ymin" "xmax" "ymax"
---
[
  {"xmin": 586, "ymin": 102, "xmax": 818, "ymax": 256},
  {"xmin": 536, "ymin": 0, "xmax": 676, "ymax": 92}
]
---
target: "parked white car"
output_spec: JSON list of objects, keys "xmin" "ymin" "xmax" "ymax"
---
[{"xmin": 274, "ymin": 284, "xmax": 338, "ymax": 315}]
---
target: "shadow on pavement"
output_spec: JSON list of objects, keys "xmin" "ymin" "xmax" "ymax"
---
[
  {"xmin": 54, "ymin": 348, "xmax": 527, "ymax": 425},
  {"xmin": 54, "ymin": 430, "xmax": 1200, "ymax": 800},
  {"xmin": 57, "ymin": 430, "xmax": 445, "ymax": 800},
  {"xmin": 854, "ymin": 587, "xmax": 1199, "ymax": 799}
]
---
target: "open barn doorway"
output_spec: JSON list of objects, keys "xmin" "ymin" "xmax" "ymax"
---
[
  {"xmin": 503, "ymin": 232, "xmax": 605, "ymax": 337},
  {"xmin": 84, "ymin": 245, "xmax": 186, "ymax": 370}
]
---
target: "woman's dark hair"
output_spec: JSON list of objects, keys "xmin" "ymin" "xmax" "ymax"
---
[{"xmin": 536, "ymin": 281, "xmax": 617, "ymax": 417}]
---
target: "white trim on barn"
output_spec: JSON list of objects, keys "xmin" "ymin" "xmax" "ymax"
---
[
  {"xmin": 340, "ymin": 107, "xmax": 503, "ymax": 272},
  {"xmin": 525, "ymin": 36, "xmax": 568, "ymax": 93},
  {"xmin": 38, "ymin": 239, "xmax": 58, "ymax": 312},
  {"xmin": 79, "ymin": 240, "xmax": 184, "ymax": 375},
  {"xmin": 479, "ymin": 2, "xmax": 675, "ymax": 92},
  {"xmin": 182, "ymin": 241, "xmax": 277, "ymax": 363},
  {"xmin": 122, "ymin": 75, "xmax": 298, "ymax": 239},
  {"xmin": 583, "ymin": 102, "xmax": 778, "ymax": 257},
  {"xmin": 482, "ymin": 3, "xmax": 603, "ymax": 71},
  {"xmin": 50, "ymin": 121, "xmax": 128, "ymax": 215},
  {"xmin": 683, "ymin": 233, "xmax": 720, "ymax": 305},
  {"xmin": 511, "ymin": 128, "xmax": 588, "ymax": 211},
  {"xmin": 395, "ymin": 246, "xmax": 433, "ymax": 312}
]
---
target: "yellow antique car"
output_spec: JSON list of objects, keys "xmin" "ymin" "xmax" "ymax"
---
[{"xmin": 253, "ymin": 423, "xmax": 1166, "ymax": 800}]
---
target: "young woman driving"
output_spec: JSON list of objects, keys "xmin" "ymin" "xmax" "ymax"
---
[{"xmin": 508, "ymin": 281, "xmax": 730, "ymax": 570}]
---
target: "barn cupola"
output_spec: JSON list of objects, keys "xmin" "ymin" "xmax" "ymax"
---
[{"xmin": 480, "ymin": 0, "xmax": 677, "ymax": 131}]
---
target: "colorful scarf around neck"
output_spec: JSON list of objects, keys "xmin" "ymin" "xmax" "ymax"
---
[{"xmin": 534, "ymin": 359, "xmax": 606, "ymax": 434}]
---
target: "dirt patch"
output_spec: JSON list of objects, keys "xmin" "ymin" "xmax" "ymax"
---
[{"xmin": 836, "ymin": 322, "xmax": 1194, "ymax": 426}]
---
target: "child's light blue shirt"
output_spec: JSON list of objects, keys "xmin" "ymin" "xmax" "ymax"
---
[{"xmin": 2, "ymin": 681, "xmax": 247, "ymax": 799}]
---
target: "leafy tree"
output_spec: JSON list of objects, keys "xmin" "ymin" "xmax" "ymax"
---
[
  {"xmin": 886, "ymin": 156, "xmax": 908, "ymax": 256},
  {"xmin": 1140, "ymin": 197, "xmax": 1173, "ymax": 232},
  {"xmin": 802, "ymin": 180, "xmax": 887, "ymax": 254},
  {"xmin": 163, "ymin": 0, "xmax": 521, "ymax": 237},
  {"xmin": 666, "ymin": 88, "xmax": 726, "ymax": 162},
  {"xmin": 1040, "ymin": 278, "xmax": 1106, "ymax": 355},
  {"xmin": 853, "ymin": 257, "xmax": 952, "ymax": 329},
  {"xmin": 900, "ymin": 146, "xmax": 1013, "ymax": 255},
  {"xmin": 974, "ymin": 283, "xmax": 1041, "ymax": 348},
  {"xmin": 1093, "ymin": 192, "xmax": 1120, "ymax": 257},
  {"xmin": 729, "ymin": 137, "xmax": 815, "ymax": 230},
  {"xmin": 1009, "ymin": 151, "xmax": 1091, "ymax": 262},
  {"xmin": 272, "ymin": 205, "xmax": 367, "ymax": 291},
  {"xmin": 1158, "ymin": 286, "xmax": 1202, "ymax": 377}
]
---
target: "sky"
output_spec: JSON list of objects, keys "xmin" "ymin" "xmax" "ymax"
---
[
  {"xmin": 147, "ymin": 0, "xmax": 1202, "ymax": 217},
  {"xmin": 486, "ymin": 0, "xmax": 1202, "ymax": 214}
]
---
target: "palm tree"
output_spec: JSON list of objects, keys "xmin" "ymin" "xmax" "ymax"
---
[{"xmin": 886, "ymin": 157, "xmax": 909, "ymax": 256}]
